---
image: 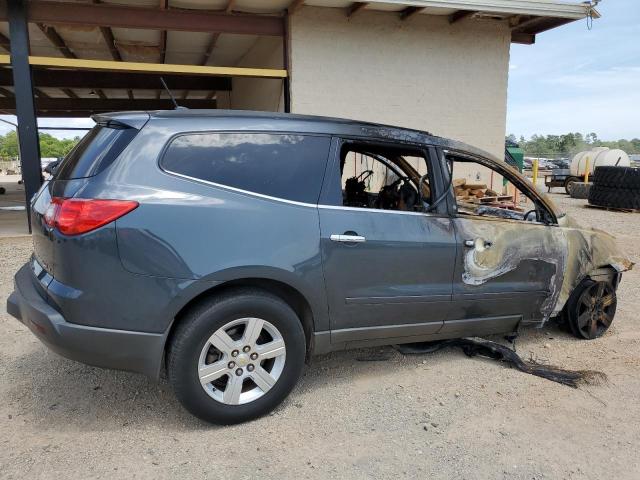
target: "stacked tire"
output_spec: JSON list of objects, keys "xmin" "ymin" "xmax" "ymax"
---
[
  {"xmin": 589, "ymin": 166, "xmax": 640, "ymax": 210},
  {"xmin": 568, "ymin": 182, "xmax": 592, "ymax": 199}
]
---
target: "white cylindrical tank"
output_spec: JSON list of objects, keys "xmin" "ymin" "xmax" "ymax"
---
[
  {"xmin": 570, "ymin": 150, "xmax": 592, "ymax": 175},
  {"xmin": 570, "ymin": 148, "xmax": 630, "ymax": 176}
]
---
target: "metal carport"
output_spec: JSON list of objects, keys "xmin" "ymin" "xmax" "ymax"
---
[{"xmin": 0, "ymin": 0, "xmax": 597, "ymax": 230}]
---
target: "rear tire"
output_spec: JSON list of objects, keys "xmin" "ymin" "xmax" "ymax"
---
[
  {"xmin": 569, "ymin": 182, "xmax": 592, "ymax": 199},
  {"xmin": 168, "ymin": 289, "xmax": 306, "ymax": 424}
]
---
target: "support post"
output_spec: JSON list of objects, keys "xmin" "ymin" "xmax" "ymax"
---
[
  {"xmin": 283, "ymin": 13, "xmax": 291, "ymax": 113},
  {"xmin": 584, "ymin": 157, "xmax": 590, "ymax": 183},
  {"xmin": 8, "ymin": 0, "xmax": 41, "ymax": 232}
]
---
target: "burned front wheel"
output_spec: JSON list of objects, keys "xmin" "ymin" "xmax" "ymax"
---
[{"xmin": 567, "ymin": 279, "xmax": 617, "ymax": 340}]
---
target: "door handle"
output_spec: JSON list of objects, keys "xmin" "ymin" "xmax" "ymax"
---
[
  {"xmin": 330, "ymin": 234, "xmax": 366, "ymax": 243},
  {"xmin": 464, "ymin": 238, "xmax": 492, "ymax": 251}
]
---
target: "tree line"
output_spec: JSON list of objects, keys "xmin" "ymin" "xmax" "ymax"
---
[
  {"xmin": 2, "ymin": 129, "xmax": 638, "ymax": 161},
  {"xmin": 0, "ymin": 131, "xmax": 81, "ymax": 159},
  {"xmin": 507, "ymin": 132, "xmax": 640, "ymax": 157}
]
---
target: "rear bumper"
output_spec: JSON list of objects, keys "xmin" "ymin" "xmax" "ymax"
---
[{"xmin": 7, "ymin": 263, "xmax": 165, "ymax": 378}]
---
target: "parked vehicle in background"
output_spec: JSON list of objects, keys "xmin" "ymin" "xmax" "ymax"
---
[
  {"xmin": 544, "ymin": 168, "xmax": 580, "ymax": 194},
  {"xmin": 6, "ymin": 111, "xmax": 632, "ymax": 424},
  {"xmin": 42, "ymin": 159, "xmax": 61, "ymax": 179},
  {"xmin": 524, "ymin": 157, "xmax": 555, "ymax": 170},
  {"xmin": 40, "ymin": 157, "xmax": 59, "ymax": 172},
  {"xmin": 550, "ymin": 159, "xmax": 570, "ymax": 169}
]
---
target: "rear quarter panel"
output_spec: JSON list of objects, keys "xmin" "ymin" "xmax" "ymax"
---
[{"xmin": 99, "ymin": 120, "xmax": 330, "ymax": 332}]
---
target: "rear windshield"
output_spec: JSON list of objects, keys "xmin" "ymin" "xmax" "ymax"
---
[
  {"xmin": 54, "ymin": 124, "xmax": 138, "ymax": 180},
  {"xmin": 160, "ymin": 133, "xmax": 330, "ymax": 204}
]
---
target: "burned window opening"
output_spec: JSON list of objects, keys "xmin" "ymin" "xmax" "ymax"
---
[
  {"xmin": 338, "ymin": 143, "xmax": 432, "ymax": 213},
  {"xmin": 447, "ymin": 153, "xmax": 551, "ymax": 224}
]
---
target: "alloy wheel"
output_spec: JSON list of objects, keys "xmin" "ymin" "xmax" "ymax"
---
[
  {"xmin": 574, "ymin": 281, "xmax": 616, "ymax": 339},
  {"xmin": 198, "ymin": 317, "xmax": 286, "ymax": 405}
]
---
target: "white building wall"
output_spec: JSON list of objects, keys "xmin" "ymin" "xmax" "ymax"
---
[
  {"xmin": 288, "ymin": 7, "xmax": 511, "ymax": 159},
  {"xmin": 227, "ymin": 36, "xmax": 285, "ymax": 112}
]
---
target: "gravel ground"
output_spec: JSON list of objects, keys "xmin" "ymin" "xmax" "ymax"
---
[{"xmin": 1, "ymin": 193, "xmax": 639, "ymax": 479}]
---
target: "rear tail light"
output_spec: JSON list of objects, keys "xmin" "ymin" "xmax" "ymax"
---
[{"xmin": 44, "ymin": 198, "xmax": 138, "ymax": 236}]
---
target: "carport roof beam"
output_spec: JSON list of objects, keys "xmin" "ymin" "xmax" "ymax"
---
[
  {"xmin": 0, "ymin": 69, "xmax": 233, "ymax": 91},
  {"xmin": 0, "ymin": 1, "xmax": 285, "ymax": 36},
  {"xmin": 0, "ymin": 97, "xmax": 220, "ymax": 112},
  {"xmin": 355, "ymin": 1, "xmax": 596, "ymax": 20},
  {"xmin": 0, "ymin": 55, "xmax": 288, "ymax": 79}
]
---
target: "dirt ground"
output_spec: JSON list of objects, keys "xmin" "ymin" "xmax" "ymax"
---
[
  {"xmin": 0, "ymin": 192, "xmax": 638, "ymax": 479},
  {"xmin": 0, "ymin": 175, "xmax": 29, "ymax": 237}
]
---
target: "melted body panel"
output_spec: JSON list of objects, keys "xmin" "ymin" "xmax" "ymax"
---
[
  {"xmin": 454, "ymin": 214, "xmax": 632, "ymax": 325},
  {"xmin": 452, "ymin": 216, "xmax": 566, "ymax": 323},
  {"xmin": 556, "ymin": 215, "xmax": 633, "ymax": 315}
]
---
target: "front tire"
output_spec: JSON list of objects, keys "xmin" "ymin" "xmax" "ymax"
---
[
  {"xmin": 566, "ymin": 279, "xmax": 617, "ymax": 340},
  {"xmin": 168, "ymin": 289, "xmax": 306, "ymax": 424}
]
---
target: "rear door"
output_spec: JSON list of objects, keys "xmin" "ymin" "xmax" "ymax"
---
[{"xmin": 318, "ymin": 138, "xmax": 457, "ymax": 345}]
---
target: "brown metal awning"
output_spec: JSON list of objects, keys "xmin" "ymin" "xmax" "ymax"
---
[{"xmin": 0, "ymin": 0, "xmax": 596, "ymax": 116}]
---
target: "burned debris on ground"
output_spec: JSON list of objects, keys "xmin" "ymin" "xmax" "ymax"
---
[{"xmin": 395, "ymin": 337, "xmax": 607, "ymax": 389}]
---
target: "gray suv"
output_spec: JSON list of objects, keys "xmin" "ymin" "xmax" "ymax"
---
[{"xmin": 7, "ymin": 111, "xmax": 631, "ymax": 424}]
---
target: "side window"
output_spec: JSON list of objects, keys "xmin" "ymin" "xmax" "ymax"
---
[
  {"xmin": 449, "ymin": 155, "xmax": 541, "ymax": 222},
  {"xmin": 337, "ymin": 143, "xmax": 432, "ymax": 212},
  {"xmin": 161, "ymin": 133, "xmax": 330, "ymax": 204}
]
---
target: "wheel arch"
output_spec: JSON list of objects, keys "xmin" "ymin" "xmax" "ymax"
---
[
  {"xmin": 558, "ymin": 264, "xmax": 620, "ymax": 316},
  {"xmin": 586, "ymin": 264, "xmax": 620, "ymax": 283},
  {"xmin": 162, "ymin": 277, "xmax": 317, "ymax": 372}
]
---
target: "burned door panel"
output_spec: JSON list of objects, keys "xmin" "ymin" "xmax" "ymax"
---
[{"xmin": 448, "ymin": 217, "xmax": 568, "ymax": 327}]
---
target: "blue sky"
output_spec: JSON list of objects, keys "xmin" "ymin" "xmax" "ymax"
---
[
  {"xmin": 507, "ymin": 0, "xmax": 640, "ymax": 140},
  {"xmin": 0, "ymin": 1, "xmax": 638, "ymax": 141}
]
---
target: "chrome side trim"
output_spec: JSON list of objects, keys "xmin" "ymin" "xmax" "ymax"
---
[
  {"xmin": 318, "ymin": 204, "xmax": 442, "ymax": 217},
  {"xmin": 161, "ymin": 169, "xmax": 318, "ymax": 208},
  {"xmin": 163, "ymin": 169, "xmax": 446, "ymax": 218}
]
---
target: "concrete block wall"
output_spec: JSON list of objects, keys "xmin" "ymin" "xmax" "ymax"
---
[{"xmin": 288, "ymin": 7, "xmax": 511, "ymax": 159}]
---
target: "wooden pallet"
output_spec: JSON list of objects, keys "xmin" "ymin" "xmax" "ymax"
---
[
  {"xmin": 458, "ymin": 200, "xmax": 525, "ymax": 213},
  {"xmin": 484, "ymin": 202, "xmax": 525, "ymax": 212},
  {"xmin": 585, "ymin": 204, "xmax": 640, "ymax": 213}
]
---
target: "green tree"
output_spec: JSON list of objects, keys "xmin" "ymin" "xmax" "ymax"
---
[
  {"xmin": 0, "ymin": 131, "xmax": 81, "ymax": 159},
  {"xmin": 506, "ymin": 133, "xmax": 639, "ymax": 156},
  {"xmin": 0, "ymin": 131, "xmax": 20, "ymax": 158}
]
